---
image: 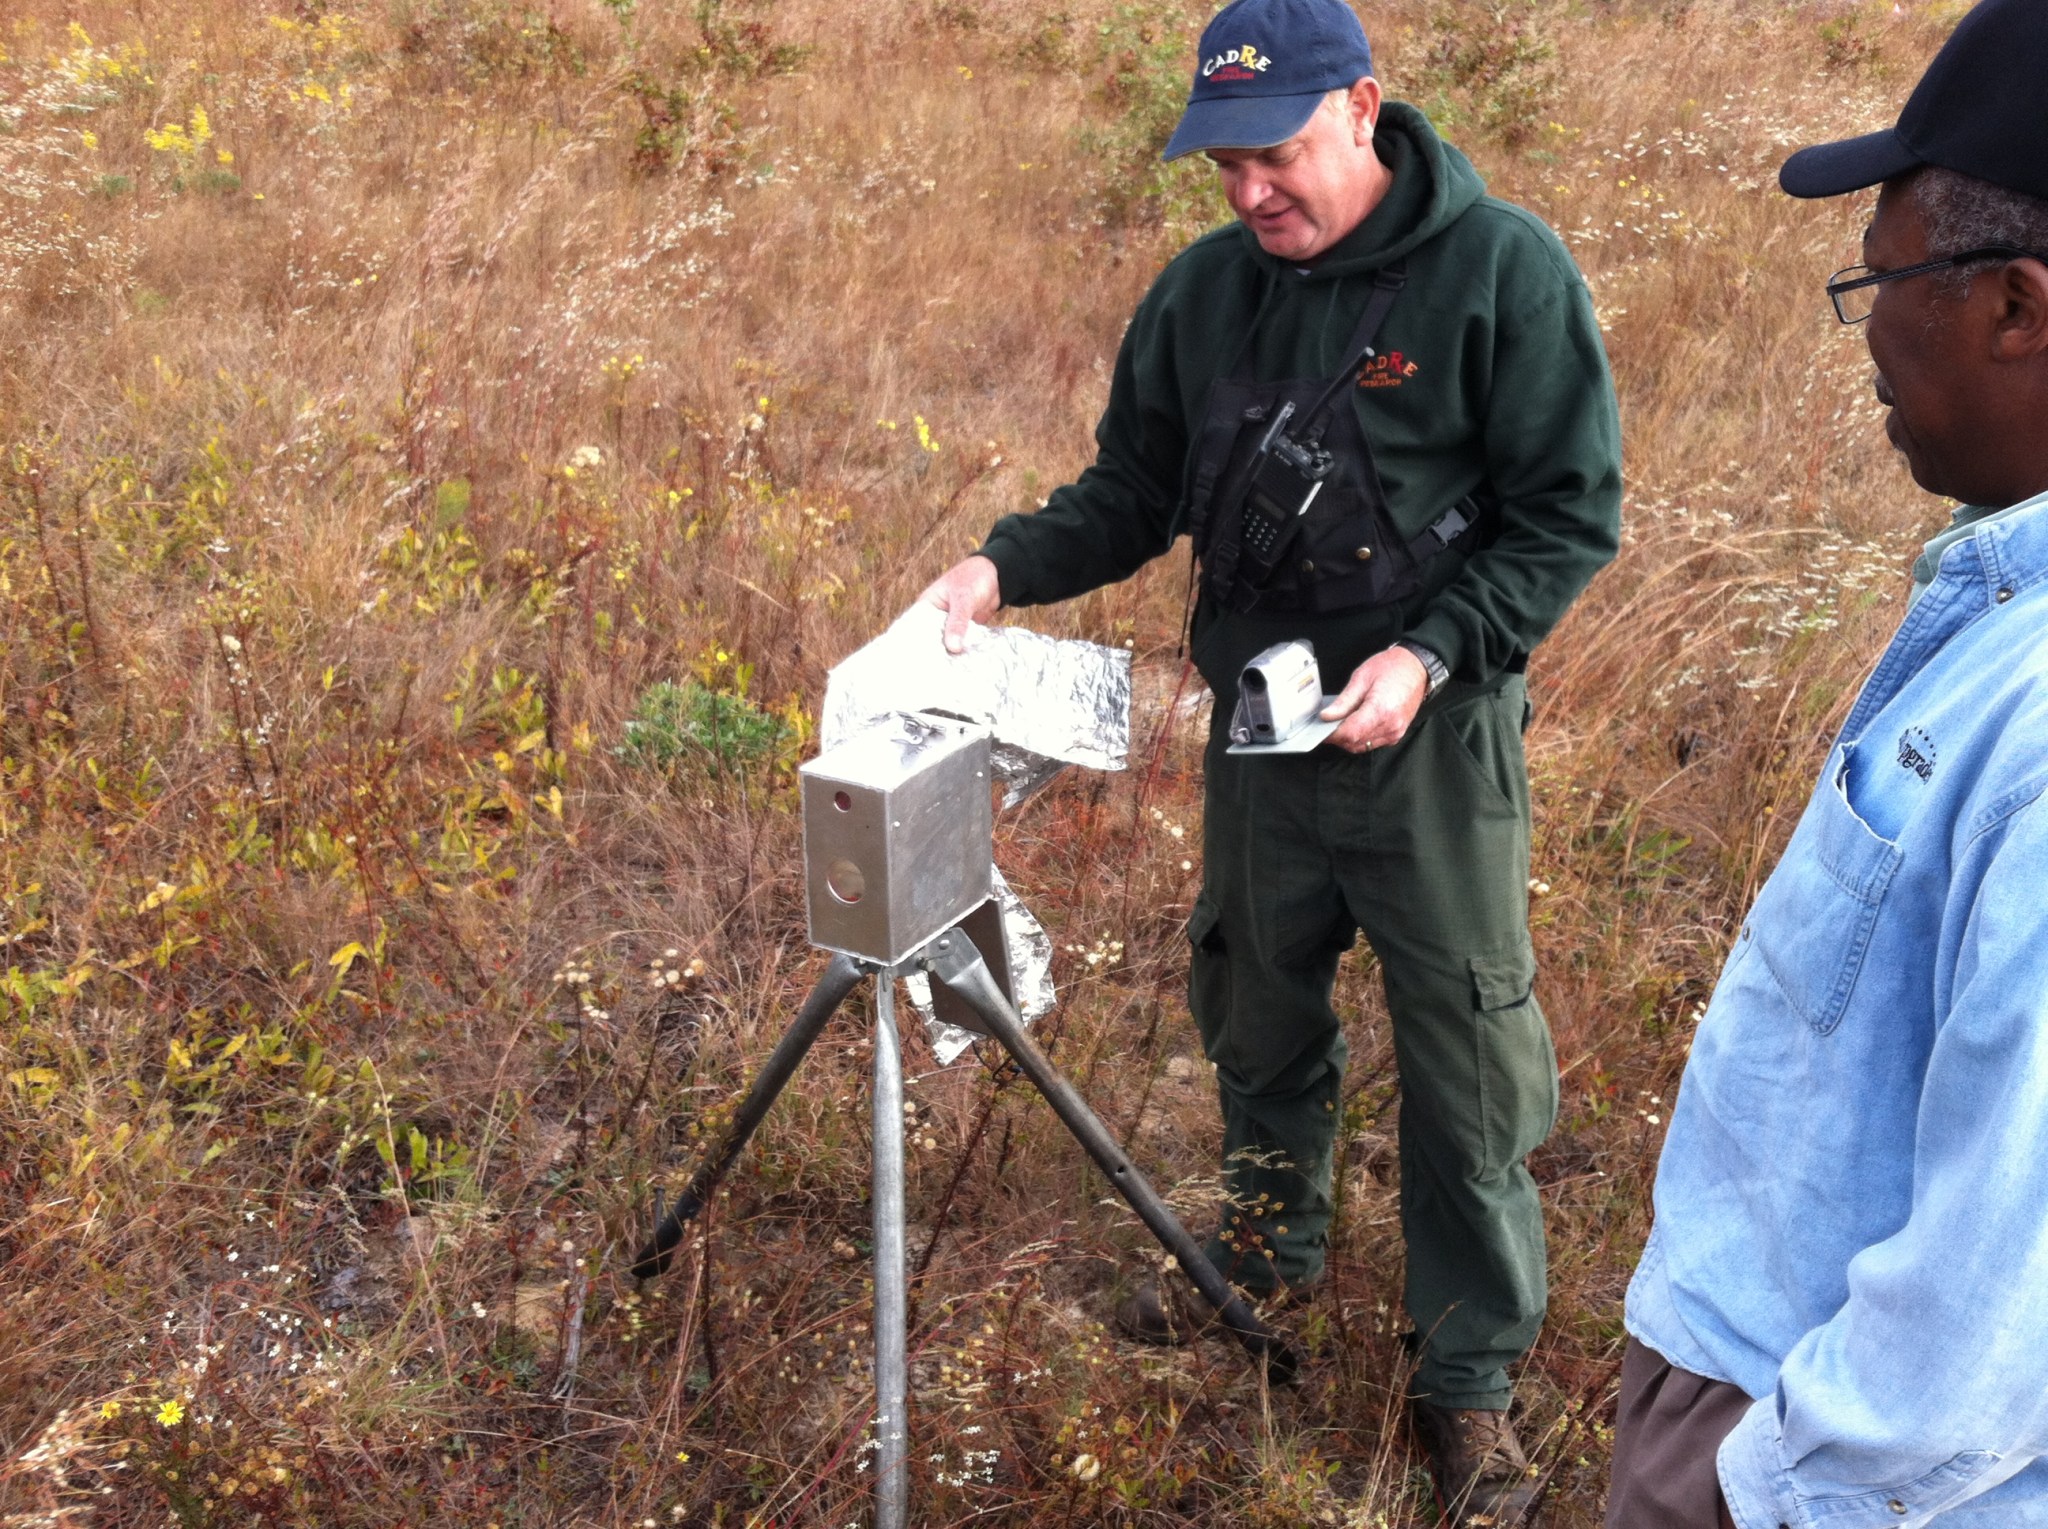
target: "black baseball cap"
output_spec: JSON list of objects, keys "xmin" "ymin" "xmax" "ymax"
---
[
  {"xmin": 1781, "ymin": 0, "xmax": 2048, "ymax": 201},
  {"xmin": 1161, "ymin": 0, "xmax": 1375, "ymax": 163}
]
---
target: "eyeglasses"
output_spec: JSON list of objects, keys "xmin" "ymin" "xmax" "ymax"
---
[{"xmin": 1826, "ymin": 244, "xmax": 2048, "ymax": 324}]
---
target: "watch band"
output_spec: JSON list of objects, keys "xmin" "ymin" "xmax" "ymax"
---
[{"xmin": 1395, "ymin": 640, "xmax": 1450, "ymax": 696}]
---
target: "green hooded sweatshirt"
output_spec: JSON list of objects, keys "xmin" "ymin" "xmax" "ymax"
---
[{"xmin": 978, "ymin": 102, "xmax": 1622, "ymax": 705}]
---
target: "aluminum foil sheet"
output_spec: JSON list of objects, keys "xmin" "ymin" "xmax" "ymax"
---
[
  {"xmin": 822, "ymin": 604, "xmax": 1130, "ymax": 806},
  {"xmin": 904, "ymin": 865, "xmax": 1055, "ymax": 1065}
]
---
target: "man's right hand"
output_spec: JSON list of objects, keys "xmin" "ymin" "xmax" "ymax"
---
[{"xmin": 916, "ymin": 554, "xmax": 1003, "ymax": 654}]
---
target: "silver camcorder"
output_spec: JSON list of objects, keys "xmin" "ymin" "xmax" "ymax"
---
[{"xmin": 1227, "ymin": 639, "xmax": 1342, "ymax": 755}]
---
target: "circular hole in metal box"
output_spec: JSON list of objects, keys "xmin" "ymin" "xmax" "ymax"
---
[
  {"xmin": 826, "ymin": 859, "xmax": 865, "ymax": 903},
  {"xmin": 833, "ymin": 790, "xmax": 852, "ymax": 812}
]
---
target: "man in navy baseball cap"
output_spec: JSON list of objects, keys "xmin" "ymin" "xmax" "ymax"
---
[
  {"xmin": 913, "ymin": 1, "xmax": 1622, "ymax": 1520},
  {"xmin": 1610, "ymin": 3, "xmax": 2048, "ymax": 1528},
  {"xmin": 1160, "ymin": 0, "xmax": 1376, "ymax": 163}
]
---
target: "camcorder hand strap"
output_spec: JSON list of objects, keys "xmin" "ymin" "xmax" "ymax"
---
[{"xmin": 1299, "ymin": 261, "xmax": 1408, "ymax": 445}]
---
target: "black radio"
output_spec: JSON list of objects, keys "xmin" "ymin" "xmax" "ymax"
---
[{"xmin": 1238, "ymin": 402, "xmax": 1336, "ymax": 581}]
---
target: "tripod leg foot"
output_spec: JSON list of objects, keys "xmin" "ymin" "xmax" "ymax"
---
[{"xmin": 922, "ymin": 927, "xmax": 1300, "ymax": 1384}]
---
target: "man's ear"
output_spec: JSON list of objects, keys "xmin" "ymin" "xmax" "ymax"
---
[
  {"xmin": 1991, "ymin": 257, "xmax": 2048, "ymax": 362},
  {"xmin": 1349, "ymin": 76, "xmax": 1383, "ymax": 146}
]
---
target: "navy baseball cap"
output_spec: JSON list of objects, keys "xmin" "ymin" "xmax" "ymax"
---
[
  {"xmin": 1161, "ymin": 0, "xmax": 1374, "ymax": 163},
  {"xmin": 1781, "ymin": 0, "xmax": 2048, "ymax": 201}
]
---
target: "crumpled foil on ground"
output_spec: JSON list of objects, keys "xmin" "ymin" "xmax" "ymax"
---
[
  {"xmin": 821, "ymin": 604, "xmax": 1130, "ymax": 805},
  {"xmin": 903, "ymin": 865, "xmax": 1054, "ymax": 1064}
]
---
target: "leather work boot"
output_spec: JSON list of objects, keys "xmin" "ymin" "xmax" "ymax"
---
[{"xmin": 1410, "ymin": 1399, "xmax": 1544, "ymax": 1528}]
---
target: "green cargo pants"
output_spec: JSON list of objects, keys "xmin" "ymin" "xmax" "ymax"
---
[{"xmin": 1189, "ymin": 672, "xmax": 1557, "ymax": 1409}]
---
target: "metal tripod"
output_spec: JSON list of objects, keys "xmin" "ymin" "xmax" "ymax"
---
[{"xmin": 631, "ymin": 924, "xmax": 1298, "ymax": 1529}]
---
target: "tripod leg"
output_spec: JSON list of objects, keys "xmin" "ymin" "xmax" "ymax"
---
[
  {"xmin": 872, "ymin": 975, "xmax": 910, "ymax": 1529},
  {"xmin": 922, "ymin": 929, "xmax": 1301, "ymax": 1384},
  {"xmin": 631, "ymin": 952, "xmax": 867, "ymax": 1281}
]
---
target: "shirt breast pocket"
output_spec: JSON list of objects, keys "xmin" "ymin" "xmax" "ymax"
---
[{"xmin": 1748, "ymin": 751, "xmax": 1904, "ymax": 1037}]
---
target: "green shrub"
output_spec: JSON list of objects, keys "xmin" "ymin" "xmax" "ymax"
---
[
  {"xmin": 1074, "ymin": 0, "xmax": 1225, "ymax": 236},
  {"xmin": 1414, "ymin": 1, "xmax": 1560, "ymax": 148},
  {"xmin": 620, "ymin": 678, "xmax": 791, "ymax": 776}
]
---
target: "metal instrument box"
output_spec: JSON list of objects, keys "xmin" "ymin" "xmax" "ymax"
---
[{"xmin": 801, "ymin": 716, "xmax": 993, "ymax": 966}]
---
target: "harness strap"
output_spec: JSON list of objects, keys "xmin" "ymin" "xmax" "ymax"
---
[{"xmin": 1300, "ymin": 261, "xmax": 1408, "ymax": 443}]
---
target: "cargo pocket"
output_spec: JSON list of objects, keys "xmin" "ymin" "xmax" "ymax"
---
[{"xmin": 1468, "ymin": 940, "xmax": 1557, "ymax": 1175}]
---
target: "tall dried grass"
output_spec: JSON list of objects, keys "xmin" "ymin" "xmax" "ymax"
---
[{"xmin": 0, "ymin": 0, "xmax": 1964, "ymax": 1523}]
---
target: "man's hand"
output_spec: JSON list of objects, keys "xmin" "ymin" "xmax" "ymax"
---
[
  {"xmin": 916, "ymin": 555, "xmax": 1003, "ymax": 654},
  {"xmin": 1321, "ymin": 645, "xmax": 1429, "ymax": 753}
]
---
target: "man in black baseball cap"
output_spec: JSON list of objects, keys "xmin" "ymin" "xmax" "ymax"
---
[
  {"xmin": 1609, "ymin": 2, "xmax": 2048, "ymax": 1526},
  {"xmin": 913, "ymin": 0, "xmax": 1622, "ymax": 1522}
]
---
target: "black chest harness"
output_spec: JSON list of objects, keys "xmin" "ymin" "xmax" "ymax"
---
[{"xmin": 1183, "ymin": 262, "xmax": 1493, "ymax": 617}]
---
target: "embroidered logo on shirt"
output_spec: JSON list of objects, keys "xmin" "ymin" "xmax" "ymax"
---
[
  {"xmin": 1356, "ymin": 351, "xmax": 1419, "ymax": 389},
  {"xmin": 1897, "ymin": 726, "xmax": 1936, "ymax": 782}
]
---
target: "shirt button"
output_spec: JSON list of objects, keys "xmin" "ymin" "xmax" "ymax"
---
[
  {"xmin": 1300, "ymin": 558, "xmax": 1316, "ymax": 576},
  {"xmin": 1889, "ymin": 1500, "xmax": 1908, "ymax": 1515},
  {"xmin": 1354, "ymin": 546, "xmax": 1374, "ymax": 562},
  {"xmin": 1996, "ymin": 587, "xmax": 2015, "ymax": 603}
]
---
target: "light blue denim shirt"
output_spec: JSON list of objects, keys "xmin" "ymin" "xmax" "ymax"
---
[{"xmin": 1627, "ymin": 486, "xmax": 2048, "ymax": 1529}]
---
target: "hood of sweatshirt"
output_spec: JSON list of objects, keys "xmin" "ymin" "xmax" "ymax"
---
[{"xmin": 1238, "ymin": 101, "xmax": 1489, "ymax": 281}]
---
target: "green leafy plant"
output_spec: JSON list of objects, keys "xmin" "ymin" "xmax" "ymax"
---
[
  {"xmin": 1417, "ymin": 1, "xmax": 1560, "ymax": 147},
  {"xmin": 694, "ymin": 0, "xmax": 811, "ymax": 78},
  {"xmin": 620, "ymin": 678, "xmax": 791, "ymax": 776},
  {"xmin": 1074, "ymin": 1, "xmax": 1224, "ymax": 234}
]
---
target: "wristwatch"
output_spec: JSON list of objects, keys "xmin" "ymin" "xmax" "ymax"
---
[{"xmin": 1395, "ymin": 640, "xmax": 1450, "ymax": 697}]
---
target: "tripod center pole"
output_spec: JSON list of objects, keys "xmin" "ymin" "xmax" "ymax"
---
[{"xmin": 872, "ymin": 972, "xmax": 910, "ymax": 1529}]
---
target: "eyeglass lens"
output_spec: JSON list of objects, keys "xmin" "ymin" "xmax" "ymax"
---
[{"xmin": 1830, "ymin": 268, "xmax": 1875, "ymax": 324}]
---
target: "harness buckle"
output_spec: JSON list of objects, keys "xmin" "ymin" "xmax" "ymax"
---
[{"xmin": 1428, "ymin": 505, "xmax": 1472, "ymax": 547}]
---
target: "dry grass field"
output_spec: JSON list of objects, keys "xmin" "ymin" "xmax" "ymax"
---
[{"xmin": 0, "ymin": 0, "xmax": 1969, "ymax": 1523}]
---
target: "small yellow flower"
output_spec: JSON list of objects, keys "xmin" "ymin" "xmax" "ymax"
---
[
  {"xmin": 156, "ymin": 1399, "xmax": 185, "ymax": 1427},
  {"xmin": 81, "ymin": 130, "xmax": 99, "ymax": 150},
  {"xmin": 100, "ymin": 1400, "xmax": 122, "ymax": 1420}
]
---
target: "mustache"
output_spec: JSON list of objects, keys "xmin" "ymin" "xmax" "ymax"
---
[{"xmin": 1873, "ymin": 373, "xmax": 1896, "ymax": 408}]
